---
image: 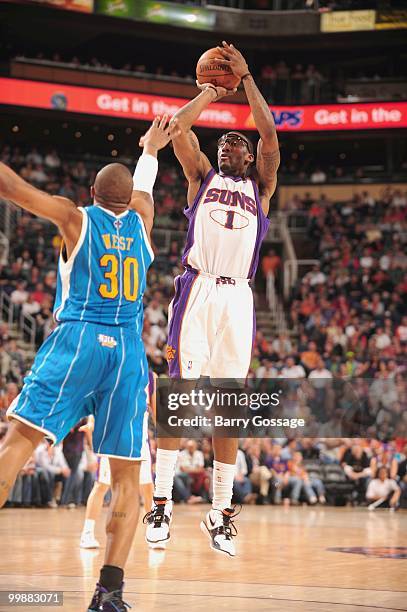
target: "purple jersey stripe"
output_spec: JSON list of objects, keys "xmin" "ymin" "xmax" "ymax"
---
[
  {"xmin": 248, "ymin": 178, "xmax": 270, "ymax": 279},
  {"xmin": 167, "ymin": 270, "xmax": 199, "ymax": 378},
  {"xmin": 182, "ymin": 168, "xmax": 216, "ymax": 268},
  {"xmin": 96, "ymin": 456, "xmax": 101, "ymax": 481},
  {"xmin": 148, "ymin": 369, "xmax": 155, "ymax": 403},
  {"xmin": 252, "ymin": 303, "xmax": 257, "ymax": 348},
  {"xmin": 218, "ymin": 173, "xmax": 246, "ymax": 183}
]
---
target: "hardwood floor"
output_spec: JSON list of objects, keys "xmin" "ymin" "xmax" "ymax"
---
[{"xmin": 0, "ymin": 505, "xmax": 406, "ymax": 611}]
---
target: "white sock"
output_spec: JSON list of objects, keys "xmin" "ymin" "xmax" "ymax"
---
[
  {"xmin": 154, "ymin": 449, "xmax": 179, "ymax": 500},
  {"xmin": 212, "ymin": 460, "xmax": 236, "ymax": 511},
  {"xmin": 83, "ymin": 519, "xmax": 95, "ymax": 536}
]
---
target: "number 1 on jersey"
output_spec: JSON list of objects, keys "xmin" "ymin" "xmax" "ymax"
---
[{"xmin": 225, "ymin": 210, "xmax": 235, "ymax": 230}]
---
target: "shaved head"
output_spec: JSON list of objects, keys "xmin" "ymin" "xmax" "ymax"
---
[{"xmin": 93, "ymin": 163, "xmax": 133, "ymax": 210}]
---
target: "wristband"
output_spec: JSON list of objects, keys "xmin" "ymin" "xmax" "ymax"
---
[
  {"xmin": 204, "ymin": 84, "xmax": 218, "ymax": 100},
  {"xmin": 133, "ymin": 153, "xmax": 158, "ymax": 196}
]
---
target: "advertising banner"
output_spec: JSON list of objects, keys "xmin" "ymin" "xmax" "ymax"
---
[
  {"xmin": 23, "ymin": 0, "xmax": 93, "ymax": 12},
  {"xmin": 95, "ymin": 0, "xmax": 215, "ymax": 30},
  {"xmin": 1, "ymin": 78, "xmax": 406, "ymax": 132},
  {"xmin": 321, "ymin": 10, "xmax": 376, "ymax": 32},
  {"xmin": 375, "ymin": 9, "xmax": 407, "ymax": 29},
  {"xmin": 94, "ymin": 0, "xmax": 134, "ymax": 18}
]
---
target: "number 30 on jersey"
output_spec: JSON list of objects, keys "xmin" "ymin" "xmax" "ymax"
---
[{"xmin": 98, "ymin": 253, "xmax": 139, "ymax": 301}]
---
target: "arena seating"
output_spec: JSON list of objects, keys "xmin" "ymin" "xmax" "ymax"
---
[{"xmin": 0, "ymin": 144, "xmax": 406, "ymax": 509}]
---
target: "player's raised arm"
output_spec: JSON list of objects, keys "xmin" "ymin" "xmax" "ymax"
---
[
  {"xmin": 169, "ymin": 86, "xmax": 233, "ymax": 204},
  {"xmin": 130, "ymin": 115, "xmax": 180, "ymax": 236},
  {"xmin": 0, "ymin": 161, "xmax": 82, "ymax": 253},
  {"xmin": 217, "ymin": 41, "xmax": 280, "ymax": 213}
]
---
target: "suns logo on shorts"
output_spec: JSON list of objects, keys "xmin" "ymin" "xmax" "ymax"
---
[
  {"xmin": 166, "ymin": 345, "xmax": 176, "ymax": 361},
  {"xmin": 97, "ymin": 334, "xmax": 117, "ymax": 348}
]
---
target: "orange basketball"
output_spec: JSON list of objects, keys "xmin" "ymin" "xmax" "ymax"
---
[{"xmin": 196, "ymin": 48, "xmax": 241, "ymax": 90}]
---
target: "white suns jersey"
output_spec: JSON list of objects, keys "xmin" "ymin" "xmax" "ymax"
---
[{"xmin": 182, "ymin": 169, "xmax": 269, "ymax": 279}]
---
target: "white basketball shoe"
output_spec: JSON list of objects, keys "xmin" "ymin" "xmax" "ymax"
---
[
  {"xmin": 80, "ymin": 531, "xmax": 100, "ymax": 549},
  {"xmin": 144, "ymin": 497, "xmax": 173, "ymax": 546},
  {"xmin": 200, "ymin": 506, "xmax": 240, "ymax": 557}
]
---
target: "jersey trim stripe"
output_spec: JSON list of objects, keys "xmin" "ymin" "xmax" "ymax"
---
[
  {"xmin": 98, "ymin": 327, "xmax": 126, "ymax": 452},
  {"xmin": 10, "ymin": 325, "xmax": 64, "ymax": 416},
  {"xmin": 178, "ymin": 272, "xmax": 200, "ymax": 378},
  {"xmin": 95, "ymin": 453, "xmax": 143, "ymax": 462},
  {"xmin": 7, "ymin": 413, "xmax": 57, "ymax": 444},
  {"xmin": 65, "ymin": 207, "xmax": 88, "ymax": 264},
  {"xmin": 114, "ymin": 221, "xmax": 124, "ymax": 325},
  {"xmin": 135, "ymin": 212, "xmax": 154, "ymax": 261},
  {"xmin": 248, "ymin": 177, "xmax": 270, "ymax": 279},
  {"xmin": 46, "ymin": 322, "xmax": 88, "ymax": 421},
  {"xmin": 80, "ymin": 215, "xmax": 93, "ymax": 321},
  {"xmin": 186, "ymin": 168, "xmax": 216, "ymax": 216},
  {"xmin": 94, "ymin": 203, "xmax": 130, "ymax": 219},
  {"xmin": 137, "ymin": 228, "xmax": 146, "ymax": 336},
  {"xmin": 55, "ymin": 208, "xmax": 88, "ymax": 322},
  {"xmin": 183, "ymin": 169, "xmax": 216, "ymax": 268},
  {"xmin": 130, "ymin": 357, "xmax": 145, "ymax": 457}
]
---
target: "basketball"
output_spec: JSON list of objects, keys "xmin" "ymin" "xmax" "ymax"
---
[{"xmin": 196, "ymin": 47, "xmax": 241, "ymax": 90}]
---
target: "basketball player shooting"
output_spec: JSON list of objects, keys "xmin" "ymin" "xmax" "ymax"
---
[
  {"xmin": 144, "ymin": 42, "xmax": 280, "ymax": 557},
  {"xmin": 0, "ymin": 116, "xmax": 179, "ymax": 612}
]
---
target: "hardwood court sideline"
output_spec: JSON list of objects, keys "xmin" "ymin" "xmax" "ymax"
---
[{"xmin": 0, "ymin": 505, "xmax": 406, "ymax": 612}]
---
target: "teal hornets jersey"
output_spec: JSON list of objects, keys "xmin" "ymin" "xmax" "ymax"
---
[{"xmin": 54, "ymin": 205, "xmax": 153, "ymax": 330}]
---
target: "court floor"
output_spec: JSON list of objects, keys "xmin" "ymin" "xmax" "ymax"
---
[{"xmin": 0, "ymin": 505, "xmax": 406, "ymax": 611}]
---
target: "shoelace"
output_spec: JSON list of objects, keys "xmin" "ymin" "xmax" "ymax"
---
[
  {"xmin": 220, "ymin": 504, "xmax": 242, "ymax": 540},
  {"xmin": 102, "ymin": 589, "xmax": 131, "ymax": 610},
  {"xmin": 143, "ymin": 503, "xmax": 165, "ymax": 526}
]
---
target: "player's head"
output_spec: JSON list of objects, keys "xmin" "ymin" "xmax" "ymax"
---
[
  {"xmin": 217, "ymin": 131, "xmax": 254, "ymax": 177},
  {"xmin": 91, "ymin": 163, "xmax": 133, "ymax": 211}
]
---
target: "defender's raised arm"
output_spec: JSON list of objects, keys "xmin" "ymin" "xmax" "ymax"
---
[{"xmin": 131, "ymin": 115, "xmax": 180, "ymax": 236}]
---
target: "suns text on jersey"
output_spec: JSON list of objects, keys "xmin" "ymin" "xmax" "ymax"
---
[{"xmin": 203, "ymin": 188, "xmax": 257, "ymax": 216}]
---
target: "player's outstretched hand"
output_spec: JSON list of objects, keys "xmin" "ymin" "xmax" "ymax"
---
[
  {"xmin": 196, "ymin": 81, "xmax": 237, "ymax": 101},
  {"xmin": 139, "ymin": 115, "xmax": 181, "ymax": 151},
  {"xmin": 216, "ymin": 41, "xmax": 250, "ymax": 79}
]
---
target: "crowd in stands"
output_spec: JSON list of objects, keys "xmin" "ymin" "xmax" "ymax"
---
[
  {"xmin": 257, "ymin": 186, "xmax": 407, "ymax": 448},
  {"xmin": 278, "ymin": 162, "xmax": 398, "ymax": 185},
  {"xmin": 0, "ymin": 144, "xmax": 406, "ymax": 510},
  {"xmin": 13, "ymin": 51, "xmax": 329, "ymax": 104},
  {"xmin": 282, "ymin": 187, "xmax": 406, "ymax": 382},
  {"xmin": 1, "ymin": 422, "xmax": 406, "ymax": 510}
]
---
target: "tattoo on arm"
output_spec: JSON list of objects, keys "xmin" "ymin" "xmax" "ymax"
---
[
  {"xmin": 260, "ymin": 150, "xmax": 280, "ymax": 180},
  {"xmin": 188, "ymin": 133, "xmax": 201, "ymax": 163},
  {"xmin": 0, "ymin": 479, "xmax": 11, "ymax": 493},
  {"xmin": 112, "ymin": 511, "xmax": 127, "ymax": 519}
]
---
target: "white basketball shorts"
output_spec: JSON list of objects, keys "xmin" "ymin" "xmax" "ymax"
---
[{"xmin": 167, "ymin": 270, "xmax": 255, "ymax": 380}]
